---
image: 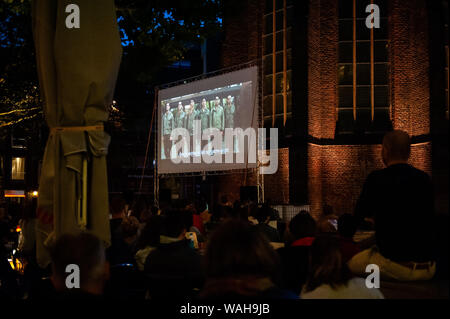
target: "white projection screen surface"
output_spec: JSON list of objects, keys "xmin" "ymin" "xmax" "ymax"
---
[{"xmin": 157, "ymin": 66, "xmax": 258, "ymax": 174}]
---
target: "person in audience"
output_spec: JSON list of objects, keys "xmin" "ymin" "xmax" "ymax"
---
[
  {"xmin": 135, "ymin": 215, "xmax": 162, "ymax": 271},
  {"xmin": 200, "ymin": 220, "xmax": 297, "ymax": 299},
  {"xmin": 144, "ymin": 209, "xmax": 204, "ymax": 298},
  {"xmin": 133, "ymin": 197, "xmax": 149, "ymax": 223},
  {"xmin": 0, "ymin": 217, "xmax": 20, "ymax": 299},
  {"xmin": 107, "ymin": 215, "xmax": 139, "ymax": 266},
  {"xmin": 338, "ymin": 214, "xmax": 361, "ymax": 263},
  {"xmin": 109, "ymin": 196, "xmax": 126, "ymax": 240},
  {"xmin": 49, "ymin": 233, "xmax": 109, "ymax": 299},
  {"xmin": 301, "ymin": 234, "xmax": 384, "ymax": 299},
  {"xmin": 350, "ymin": 130, "xmax": 437, "ymax": 281},
  {"xmin": 317, "ymin": 204, "xmax": 338, "ymax": 233},
  {"xmin": 277, "ymin": 211, "xmax": 316, "ymax": 294},
  {"xmin": 255, "ymin": 204, "xmax": 281, "ymax": 242}
]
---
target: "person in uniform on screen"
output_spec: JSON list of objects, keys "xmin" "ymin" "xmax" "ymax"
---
[
  {"xmin": 186, "ymin": 100, "xmax": 198, "ymax": 154},
  {"xmin": 162, "ymin": 103, "xmax": 174, "ymax": 159},
  {"xmin": 175, "ymin": 102, "xmax": 186, "ymax": 129},
  {"xmin": 173, "ymin": 102, "xmax": 187, "ymax": 158},
  {"xmin": 224, "ymin": 95, "xmax": 235, "ymax": 129},
  {"xmin": 186, "ymin": 100, "xmax": 197, "ymax": 135},
  {"xmin": 199, "ymin": 98, "xmax": 210, "ymax": 131},
  {"xmin": 224, "ymin": 95, "xmax": 237, "ymax": 152},
  {"xmin": 211, "ymin": 96, "xmax": 224, "ymax": 133},
  {"xmin": 198, "ymin": 98, "xmax": 211, "ymax": 153}
]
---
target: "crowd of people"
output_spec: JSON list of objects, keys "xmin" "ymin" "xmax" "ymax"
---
[{"xmin": 0, "ymin": 130, "xmax": 445, "ymax": 299}]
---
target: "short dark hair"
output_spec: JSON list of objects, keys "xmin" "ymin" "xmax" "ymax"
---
[
  {"xmin": 338, "ymin": 213, "xmax": 357, "ymax": 238},
  {"xmin": 255, "ymin": 204, "xmax": 272, "ymax": 223},
  {"xmin": 383, "ymin": 130, "xmax": 411, "ymax": 161},
  {"xmin": 322, "ymin": 204, "xmax": 334, "ymax": 217},
  {"xmin": 289, "ymin": 211, "xmax": 316, "ymax": 239},
  {"xmin": 161, "ymin": 209, "xmax": 192, "ymax": 238},
  {"xmin": 204, "ymin": 220, "xmax": 280, "ymax": 281},
  {"xmin": 50, "ymin": 233, "xmax": 105, "ymax": 287},
  {"xmin": 110, "ymin": 196, "xmax": 126, "ymax": 216},
  {"xmin": 121, "ymin": 216, "xmax": 140, "ymax": 239},
  {"xmin": 137, "ymin": 215, "xmax": 162, "ymax": 249},
  {"xmin": 304, "ymin": 234, "xmax": 352, "ymax": 292}
]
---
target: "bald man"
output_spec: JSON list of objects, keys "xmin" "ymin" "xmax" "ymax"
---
[{"xmin": 349, "ymin": 130, "xmax": 436, "ymax": 281}]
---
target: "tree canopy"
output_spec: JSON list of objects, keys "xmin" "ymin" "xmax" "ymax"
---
[{"xmin": 0, "ymin": 0, "xmax": 223, "ymax": 135}]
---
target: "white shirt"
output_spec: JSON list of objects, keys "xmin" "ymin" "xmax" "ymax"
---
[{"xmin": 301, "ymin": 278, "xmax": 384, "ymax": 299}]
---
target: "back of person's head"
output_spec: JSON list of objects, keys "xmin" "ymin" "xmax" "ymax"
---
[
  {"xmin": 137, "ymin": 215, "xmax": 162, "ymax": 249},
  {"xmin": 121, "ymin": 216, "xmax": 140, "ymax": 240},
  {"xmin": 110, "ymin": 196, "xmax": 126, "ymax": 219},
  {"xmin": 382, "ymin": 130, "xmax": 411, "ymax": 165},
  {"xmin": 219, "ymin": 205, "xmax": 237, "ymax": 221},
  {"xmin": 304, "ymin": 234, "xmax": 352, "ymax": 292},
  {"xmin": 220, "ymin": 195, "xmax": 229, "ymax": 206},
  {"xmin": 255, "ymin": 204, "xmax": 272, "ymax": 224},
  {"xmin": 338, "ymin": 213, "xmax": 357, "ymax": 238},
  {"xmin": 161, "ymin": 209, "xmax": 191, "ymax": 238},
  {"xmin": 123, "ymin": 190, "xmax": 134, "ymax": 205},
  {"xmin": 289, "ymin": 211, "xmax": 316, "ymax": 239},
  {"xmin": 322, "ymin": 204, "xmax": 334, "ymax": 217},
  {"xmin": 194, "ymin": 199, "xmax": 207, "ymax": 215},
  {"xmin": 204, "ymin": 220, "xmax": 280, "ymax": 281},
  {"xmin": 50, "ymin": 232, "xmax": 107, "ymax": 294}
]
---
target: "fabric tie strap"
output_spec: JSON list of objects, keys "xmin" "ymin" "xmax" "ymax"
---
[{"xmin": 50, "ymin": 124, "xmax": 104, "ymax": 134}]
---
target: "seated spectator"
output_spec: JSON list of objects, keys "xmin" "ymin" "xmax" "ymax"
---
[
  {"xmin": 200, "ymin": 220, "xmax": 297, "ymax": 299},
  {"xmin": 301, "ymin": 234, "xmax": 384, "ymax": 299},
  {"xmin": 277, "ymin": 211, "xmax": 316, "ymax": 294},
  {"xmin": 109, "ymin": 196, "xmax": 126, "ymax": 242},
  {"xmin": 144, "ymin": 209, "xmax": 204, "ymax": 298},
  {"xmin": 350, "ymin": 130, "xmax": 437, "ymax": 281},
  {"xmin": 107, "ymin": 216, "xmax": 140, "ymax": 266},
  {"xmin": 317, "ymin": 204, "xmax": 338, "ymax": 233},
  {"xmin": 255, "ymin": 204, "xmax": 281, "ymax": 242},
  {"xmin": 190, "ymin": 199, "xmax": 207, "ymax": 236},
  {"xmin": 135, "ymin": 215, "xmax": 162, "ymax": 271},
  {"xmin": 338, "ymin": 214, "xmax": 361, "ymax": 263},
  {"xmin": 0, "ymin": 220, "xmax": 19, "ymax": 299},
  {"xmin": 49, "ymin": 233, "xmax": 109, "ymax": 299},
  {"xmin": 133, "ymin": 197, "xmax": 149, "ymax": 223}
]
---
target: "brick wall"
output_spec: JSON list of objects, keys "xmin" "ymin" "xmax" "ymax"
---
[
  {"xmin": 390, "ymin": 0, "xmax": 430, "ymax": 136},
  {"xmin": 307, "ymin": 142, "xmax": 432, "ymax": 218},
  {"xmin": 219, "ymin": 0, "xmax": 434, "ymax": 216},
  {"xmin": 221, "ymin": 0, "xmax": 262, "ymax": 68},
  {"xmin": 306, "ymin": 0, "xmax": 432, "ymax": 217},
  {"xmin": 307, "ymin": 0, "xmax": 338, "ymax": 140},
  {"xmin": 264, "ymin": 148, "xmax": 289, "ymax": 204}
]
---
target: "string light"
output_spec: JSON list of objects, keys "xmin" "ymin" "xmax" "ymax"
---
[
  {"xmin": 0, "ymin": 112, "xmax": 41, "ymax": 128},
  {"xmin": 0, "ymin": 106, "xmax": 40, "ymax": 117}
]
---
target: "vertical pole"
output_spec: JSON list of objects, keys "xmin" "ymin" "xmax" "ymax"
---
[
  {"xmin": 370, "ymin": 0, "xmax": 375, "ymax": 121},
  {"xmin": 283, "ymin": 0, "xmax": 287, "ymax": 126},
  {"xmin": 80, "ymin": 157, "xmax": 87, "ymax": 230},
  {"xmin": 272, "ymin": 0, "xmax": 276, "ymax": 127},
  {"xmin": 353, "ymin": 0, "xmax": 357, "ymax": 121}
]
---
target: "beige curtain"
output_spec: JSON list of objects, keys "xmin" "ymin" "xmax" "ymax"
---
[{"xmin": 32, "ymin": 0, "xmax": 122, "ymax": 268}]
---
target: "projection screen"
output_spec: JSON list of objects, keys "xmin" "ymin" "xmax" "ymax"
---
[{"xmin": 157, "ymin": 66, "xmax": 258, "ymax": 174}]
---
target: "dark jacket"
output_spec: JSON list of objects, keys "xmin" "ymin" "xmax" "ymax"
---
[
  {"xmin": 355, "ymin": 163, "xmax": 436, "ymax": 262},
  {"xmin": 144, "ymin": 239, "xmax": 204, "ymax": 298},
  {"xmin": 256, "ymin": 223, "xmax": 281, "ymax": 242},
  {"xmin": 277, "ymin": 243, "xmax": 311, "ymax": 295}
]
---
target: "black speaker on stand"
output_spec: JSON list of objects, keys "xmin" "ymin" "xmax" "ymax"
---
[{"xmin": 240, "ymin": 186, "xmax": 258, "ymax": 202}]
